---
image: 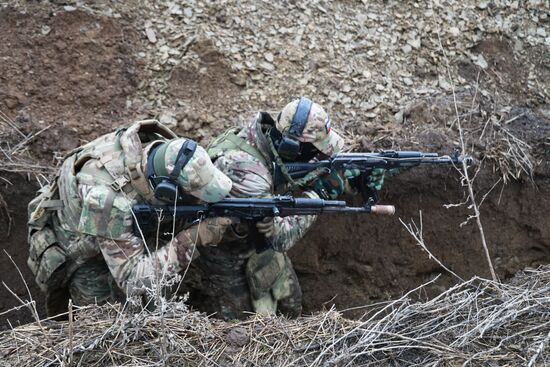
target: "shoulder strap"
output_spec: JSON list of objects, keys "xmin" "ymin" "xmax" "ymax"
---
[
  {"xmin": 119, "ymin": 120, "xmax": 176, "ymax": 201},
  {"xmin": 169, "ymin": 140, "xmax": 197, "ymax": 180},
  {"xmin": 207, "ymin": 128, "xmax": 268, "ymax": 167}
]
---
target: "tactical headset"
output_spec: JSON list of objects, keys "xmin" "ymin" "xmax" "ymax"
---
[
  {"xmin": 147, "ymin": 139, "xmax": 197, "ymax": 202},
  {"xmin": 272, "ymin": 96, "xmax": 321, "ymax": 162}
]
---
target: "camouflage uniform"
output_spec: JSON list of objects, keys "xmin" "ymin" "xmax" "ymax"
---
[
  {"xmin": 191, "ymin": 99, "xmax": 345, "ymax": 320},
  {"xmin": 27, "ymin": 120, "xmax": 232, "ymax": 316}
]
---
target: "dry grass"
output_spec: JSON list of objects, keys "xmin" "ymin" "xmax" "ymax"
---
[
  {"xmin": 1, "ymin": 266, "xmax": 550, "ymax": 366},
  {"xmin": 0, "ymin": 110, "xmax": 54, "ymax": 233},
  {"xmin": 481, "ymin": 115, "xmax": 535, "ymax": 184},
  {"xmin": 0, "ymin": 110, "xmax": 55, "ymax": 176}
]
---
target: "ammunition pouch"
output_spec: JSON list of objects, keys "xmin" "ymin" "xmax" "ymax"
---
[
  {"xmin": 27, "ymin": 226, "xmax": 68, "ymax": 294},
  {"xmin": 27, "ymin": 184, "xmax": 68, "ymax": 292}
]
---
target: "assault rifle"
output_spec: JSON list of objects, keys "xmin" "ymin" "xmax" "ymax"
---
[
  {"xmin": 132, "ymin": 196, "xmax": 395, "ymax": 252},
  {"xmin": 273, "ymin": 150, "xmax": 473, "ymax": 202}
]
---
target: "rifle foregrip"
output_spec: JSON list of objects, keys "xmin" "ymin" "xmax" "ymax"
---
[{"xmin": 370, "ymin": 205, "xmax": 395, "ymax": 216}]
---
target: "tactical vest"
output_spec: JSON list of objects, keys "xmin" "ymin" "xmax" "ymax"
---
[
  {"xmin": 27, "ymin": 120, "xmax": 177, "ymax": 292},
  {"xmin": 207, "ymin": 127, "xmax": 268, "ymax": 167}
]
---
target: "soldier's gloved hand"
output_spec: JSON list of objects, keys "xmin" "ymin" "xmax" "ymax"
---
[
  {"xmin": 313, "ymin": 169, "xmax": 363, "ymax": 199},
  {"xmin": 256, "ymin": 217, "xmax": 275, "ymax": 238},
  {"xmin": 387, "ymin": 168, "xmax": 400, "ymax": 176},
  {"xmin": 312, "ymin": 170, "xmax": 345, "ymax": 199},
  {"xmin": 367, "ymin": 168, "xmax": 386, "ymax": 191},
  {"xmin": 184, "ymin": 217, "xmax": 233, "ymax": 246}
]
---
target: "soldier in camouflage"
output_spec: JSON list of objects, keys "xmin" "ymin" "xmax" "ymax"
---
[
  {"xmin": 184, "ymin": 97, "xmax": 384, "ymax": 319},
  {"xmin": 27, "ymin": 120, "xmax": 232, "ymax": 316}
]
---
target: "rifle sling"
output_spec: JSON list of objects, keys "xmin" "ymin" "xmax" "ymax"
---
[{"xmin": 207, "ymin": 128, "xmax": 268, "ymax": 167}]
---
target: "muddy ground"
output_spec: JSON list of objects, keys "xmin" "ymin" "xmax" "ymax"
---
[{"xmin": 0, "ymin": 2, "xmax": 549, "ymax": 328}]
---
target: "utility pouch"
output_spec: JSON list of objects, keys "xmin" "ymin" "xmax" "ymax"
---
[
  {"xmin": 28, "ymin": 185, "xmax": 56, "ymax": 230},
  {"xmin": 34, "ymin": 245, "xmax": 67, "ymax": 292},
  {"xmin": 245, "ymin": 249, "xmax": 285, "ymax": 300},
  {"xmin": 27, "ymin": 227, "xmax": 67, "ymax": 292}
]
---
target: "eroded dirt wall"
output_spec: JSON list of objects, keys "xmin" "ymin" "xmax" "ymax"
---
[{"xmin": 295, "ymin": 167, "xmax": 550, "ymax": 316}]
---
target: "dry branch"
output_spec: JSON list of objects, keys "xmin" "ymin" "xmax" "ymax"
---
[{"xmin": 435, "ymin": 28, "xmax": 498, "ymax": 282}]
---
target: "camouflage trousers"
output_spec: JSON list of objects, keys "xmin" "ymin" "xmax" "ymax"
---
[
  {"xmin": 46, "ymin": 258, "xmax": 121, "ymax": 317},
  {"xmin": 192, "ymin": 243, "xmax": 302, "ymax": 320}
]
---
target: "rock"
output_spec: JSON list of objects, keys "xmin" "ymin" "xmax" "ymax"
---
[
  {"xmin": 402, "ymin": 44, "xmax": 412, "ymax": 54},
  {"xmin": 225, "ymin": 327, "xmax": 249, "ymax": 347},
  {"xmin": 449, "ymin": 27, "xmax": 460, "ymax": 37},
  {"xmin": 259, "ymin": 62, "xmax": 274, "ymax": 72},
  {"xmin": 145, "ymin": 27, "xmax": 157, "ymax": 43},
  {"xmin": 180, "ymin": 118, "xmax": 193, "ymax": 131},
  {"xmin": 394, "ymin": 110, "xmax": 405, "ymax": 124},
  {"xmin": 5, "ymin": 96, "xmax": 19, "ymax": 109},
  {"xmin": 230, "ymin": 73, "xmax": 247, "ymax": 86},
  {"xmin": 159, "ymin": 111, "xmax": 177, "ymax": 129},
  {"xmin": 41, "ymin": 25, "xmax": 51, "ymax": 35},
  {"xmin": 264, "ymin": 52, "xmax": 274, "ymax": 62},
  {"xmin": 360, "ymin": 101, "xmax": 377, "ymax": 110},
  {"xmin": 416, "ymin": 57, "xmax": 427, "ymax": 67},
  {"xmin": 170, "ymin": 4, "xmax": 183, "ymax": 15},
  {"xmin": 407, "ymin": 38, "xmax": 421, "ymax": 49},
  {"xmin": 438, "ymin": 76, "xmax": 452, "ymax": 91},
  {"xmin": 473, "ymin": 54, "xmax": 488, "ymax": 69}
]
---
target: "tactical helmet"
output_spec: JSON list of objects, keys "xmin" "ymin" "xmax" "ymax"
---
[
  {"xmin": 276, "ymin": 97, "xmax": 344, "ymax": 158},
  {"xmin": 148, "ymin": 138, "xmax": 232, "ymax": 203}
]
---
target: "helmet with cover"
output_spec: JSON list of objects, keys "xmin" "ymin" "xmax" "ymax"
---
[
  {"xmin": 276, "ymin": 97, "xmax": 344, "ymax": 161},
  {"xmin": 148, "ymin": 138, "xmax": 232, "ymax": 203},
  {"xmin": 275, "ymin": 97, "xmax": 344, "ymax": 161}
]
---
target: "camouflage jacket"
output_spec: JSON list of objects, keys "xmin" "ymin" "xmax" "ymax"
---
[
  {"xmin": 211, "ymin": 113, "xmax": 319, "ymax": 252},
  {"xmin": 52, "ymin": 123, "xmax": 193, "ymax": 296}
]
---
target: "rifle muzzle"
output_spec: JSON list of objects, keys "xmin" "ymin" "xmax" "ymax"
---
[{"xmin": 370, "ymin": 205, "xmax": 396, "ymax": 216}]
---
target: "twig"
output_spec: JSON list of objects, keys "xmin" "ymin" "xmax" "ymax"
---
[
  {"xmin": 9, "ymin": 124, "xmax": 51, "ymax": 155},
  {"xmin": 68, "ymin": 299, "xmax": 74, "ymax": 366},
  {"xmin": 435, "ymin": 26, "xmax": 497, "ymax": 282},
  {"xmin": 0, "ymin": 109, "xmax": 26, "ymax": 138},
  {"xmin": 527, "ymin": 329, "xmax": 550, "ymax": 367},
  {"xmin": 399, "ymin": 211, "xmax": 465, "ymax": 282}
]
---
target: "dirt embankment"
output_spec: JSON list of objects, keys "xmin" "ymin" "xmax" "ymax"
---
[
  {"xmin": 0, "ymin": 6, "xmax": 143, "ymax": 326},
  {"xmin": 1, "ymin": 2, "xmax": 549, "ymax": 328}
]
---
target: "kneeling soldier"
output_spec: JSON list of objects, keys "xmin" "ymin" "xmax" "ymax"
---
[{"xmin": 27, "ymin": 120, "xmax": 232, "ymax": 316}]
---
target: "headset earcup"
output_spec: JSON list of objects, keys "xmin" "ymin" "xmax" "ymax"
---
[{"xmin": 154, "ymin": 179, "xmax": 179, "ymax": 202}]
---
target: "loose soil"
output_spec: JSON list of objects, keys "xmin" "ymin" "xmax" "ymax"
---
[{"xmin": 0, "ymin": 2, "xmax": 548, "ymax": 328}]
